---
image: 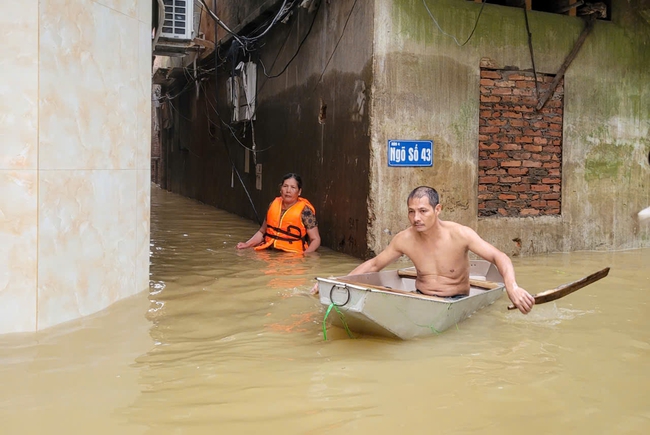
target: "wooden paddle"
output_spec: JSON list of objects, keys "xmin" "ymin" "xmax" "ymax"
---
[
  {"xmin": 397, "ymin": 269, "xmax": 503, "ymax": 290},
  {"xmin": 507, "ymin": 267, "xmax": 610, "ymax": 310}
]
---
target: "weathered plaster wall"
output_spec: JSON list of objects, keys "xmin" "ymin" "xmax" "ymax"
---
[
  {"xmin": 369, "ymin": 0, "xmax": 650, "ymax": 257},
  {"xmin": 164, "ymin": 0, "xmax": 374, "ymax": 257}
]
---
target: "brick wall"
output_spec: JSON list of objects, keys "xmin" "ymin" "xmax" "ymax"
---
[{"xmin": 478, "ymin": 68, "xmax": 563, "ymax": 217}]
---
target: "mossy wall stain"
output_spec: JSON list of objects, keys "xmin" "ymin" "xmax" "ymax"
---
[{"xmin": 584, "ymin": 144, "xmax": 627, "ymax": 182}]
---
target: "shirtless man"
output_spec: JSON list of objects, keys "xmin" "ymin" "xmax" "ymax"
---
[{"xmin": 312, "ymin": 186, "xmax": 535, "ymax": 314}]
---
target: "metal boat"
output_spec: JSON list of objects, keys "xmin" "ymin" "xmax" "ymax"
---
[{"xmin": 317, "ymin": 260, "xmax": 505, "ymax": 340}]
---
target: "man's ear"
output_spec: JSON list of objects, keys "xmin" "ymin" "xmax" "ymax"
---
[{"xmin": 435, "ymin": 204, "xmax": 442, "ymax": 213}]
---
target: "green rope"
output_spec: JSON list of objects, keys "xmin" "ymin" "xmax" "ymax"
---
[
  {"xmin": 394, "ymin": 300, "xmax": 456, "ymax": 335},
  {"xmin": 322, "ymin": 303, "xmax": 354, "ymax": 340}
]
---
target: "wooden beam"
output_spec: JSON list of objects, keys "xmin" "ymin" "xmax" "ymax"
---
[{"xmin": 536, "ymin": 16, "xmax": 595, "ymax": 111}]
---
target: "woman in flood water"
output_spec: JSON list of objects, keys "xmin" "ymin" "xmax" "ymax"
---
[{"xmin": 236, "ymin": 173, "xmax": 321, "ymax": 253}]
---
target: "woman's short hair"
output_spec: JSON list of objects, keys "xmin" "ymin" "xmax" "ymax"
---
[{"xmin": 281, "ymin": 173, "xmax": 303, "ymax": 190}]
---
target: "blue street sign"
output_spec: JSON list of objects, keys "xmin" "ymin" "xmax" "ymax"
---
[{"xmin": 387, "ymin": 140, "xmax": 434, "ymax": 167}]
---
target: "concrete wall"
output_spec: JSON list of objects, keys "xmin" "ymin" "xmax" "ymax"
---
[
  {"xmin": 369, "ymin": 0, "xmax": 650, "ymax": 257},
  {"xmin": 0, "ymin": 0, "xmax": 151, "ymax": 334},
  {"xmin": 163, "ymin": 0, "xmax": 375, "ymax": 257}
]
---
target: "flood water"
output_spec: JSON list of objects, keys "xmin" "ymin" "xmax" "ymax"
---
[{"xmin": 1, "ymin": 186, "xmax": 649, "ymax": 434}]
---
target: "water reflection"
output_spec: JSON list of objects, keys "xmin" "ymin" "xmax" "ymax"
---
[{"xmin": 0, "ymin": 186, "xmax": 648, "ymax": 434}]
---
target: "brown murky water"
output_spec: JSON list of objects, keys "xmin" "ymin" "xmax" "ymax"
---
[{"xmin": 1, "ymin": 186, "xmax": 649, "ymax": 434}]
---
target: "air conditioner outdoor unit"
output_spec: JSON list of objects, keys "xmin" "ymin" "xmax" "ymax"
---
[
  {"xmin": 154, "ymin": 0, "xmax": 203, "ymax": 56},
  {"xmin": 160, "ymin": 0, "xmax": 195, "ymax": 40}
]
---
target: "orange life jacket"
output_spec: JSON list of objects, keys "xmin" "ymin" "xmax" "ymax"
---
[{"xmin": 254, "ymin": 197, "xmax": 316, "ymax": 253}]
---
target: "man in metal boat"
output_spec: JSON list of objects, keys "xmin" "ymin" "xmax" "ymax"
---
[{"xmin": 312, "ymin": 186, "xmax": 535, "ymax": 314}]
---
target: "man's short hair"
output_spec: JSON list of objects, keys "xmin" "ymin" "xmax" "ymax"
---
[{"xmin": 407, "ymin": 186, "xmax": 439, "ymax": 208}]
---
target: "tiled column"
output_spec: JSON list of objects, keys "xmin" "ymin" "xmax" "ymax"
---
[
  {"xmin": 0, "ymin": 0, "xmax": 151, "ymax": 334},
  {"xmin": 0, "ymin": 1, "xmax": 39, "ymax": 333}
]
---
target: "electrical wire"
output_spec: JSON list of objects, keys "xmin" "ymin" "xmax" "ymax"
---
[
  {"xmin": 260, "ymin": 0, "xmax": 321, "ymax": 79},
  {"xmin": 207, "ymin": 0, "xmax": 262, "ymax": 226},
  {"xmin": 198, "ymin": 0, "xmax": 297, "ymax": 52},
  {"xmin": 201, "ymin": 82, "xmax": 278, "ymax": 154},
  {"xmin": 522, "ymin": 5, "xmax": 541, "ymax": 101},
  {"xmin": 422, "ymin": 0, "xmax": 486, "ymax": 47},
  {"xmin": 314, "ymin": 0, "xmax": 358, "ymax": 89}
]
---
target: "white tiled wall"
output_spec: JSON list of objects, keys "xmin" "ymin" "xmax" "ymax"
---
[{"xmin": 0, "ymin": 0, "xmax": 151, "ymax": 334}]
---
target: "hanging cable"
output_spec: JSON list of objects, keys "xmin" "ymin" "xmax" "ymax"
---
[
  {"xmin": 522, "ymin": 4, "xmax": 541, "ymax": 101},
  {"xmin": 260, "ymin": 0, "xmax": 321, "ymax": 79},
  {"xmin": 212, "ymin": 0, "xmax": 261, "ymax": 225},
  {"xmin": 422, "ymin": 0, "xmax": 486, "ymax": 47},
  {"xmin": 314, "ymin": 0, "xmax": 358, "ymax": 90}
]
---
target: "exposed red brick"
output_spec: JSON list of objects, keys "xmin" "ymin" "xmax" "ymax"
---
[
  {"xmin": 508, "ymin": 74, "xmax": 533, "ymax": 81},
  {"xmin": 481, "ymin": 70, "xmax": 502, "ymax": 79},
  {"xmin": 512, "ymin": 88, "xmax": 534, "ymax": 97},
  {"xmin": 479, "ymin": 160, "xmax": 498, "ymax": 168},
  {"xmin": 501, "ymin": 96, "xmax": 524, "ymax": 103},
  {"xmin": 517, "ymin": 81, "xmax": 536, "ymax": 88},
  {"xmin": 513, "ymin": 105, "xmax": 535, "ymax": 112},
  {"xmin": 508, "ymin": 168, "xmax": 528, "ymax": 175},
  {"xmin": 479, "ymin": 126, "xmax": 500, "ymax": 134},
  {"xmin": 524, "ymin": 129, "xmax": 543, "ymax": 137},
  {"xmin": 505, "ymin": 128, "xmax": 523, "ymax": 135},
  {"xmin": 500, "ymin": 176, "xmax": 521, "ymax": 183},
  {"xmin": 493, "ymin": 88, "xmax": 513, "ymax": 95},
  {"xmin": 478, "ymin": 68, "xmax": 562, "ymax": 218},
  {"xmin": 533, "ymin": 137, "xmax": 548, "ymax": 145},
  {"xmin": 481, "ymin": 95, "xmax": 501, "ymax": 103},
  {"xmin": 479, "ymin": 142, "xmax": 500, "ymax": 150},
  {"xmin": 488, "ymin": 118, "xmax": 508, "ymax": 126}
]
